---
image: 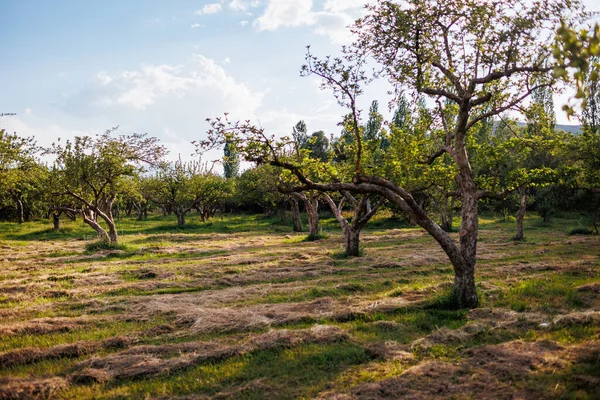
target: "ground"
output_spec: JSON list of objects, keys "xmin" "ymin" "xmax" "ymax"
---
[{"xmin": 0, "ymin": 213, "xmax": 598, "ymax": 399}]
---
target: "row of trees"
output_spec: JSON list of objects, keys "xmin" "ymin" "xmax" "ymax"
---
[
  {"xmin": 0, "ymin": 68, "xmax": 598, "ymax": 251},
  {"xmin": 1, "ymin": 0, "xmax": 599, "ymax": 309}
]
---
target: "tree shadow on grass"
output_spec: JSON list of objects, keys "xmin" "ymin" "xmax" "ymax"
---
[{"xmin": 110, "ymin": 342, "xmax": 372, "ymax": 399}]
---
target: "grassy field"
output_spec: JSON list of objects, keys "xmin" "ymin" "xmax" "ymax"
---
[{"xmin": 0, "ymin": 212, "xmax": 598, "ymax": 399}]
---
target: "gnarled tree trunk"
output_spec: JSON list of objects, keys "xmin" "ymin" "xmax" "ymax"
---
[
  {"xmin": 52, "ymin": 212, "xmax": 61, "ymax": 231},
  {"xmin": 81, "ymin": 208, "xmax": 110, "ymax": 242},
  {"xmin": 306, "ymin": 196, "xmax": 320, "ymax": 237},
  {"xmin": 323, "ymin": 193, "xmax": 382, "ymax": 257},
  {"xmin": 290, "ymin": 197, "xmax": 302, "ymax": 232},
  {"xmin": 292, "ymin": 192, "xmax": 320, "ymax": 237},
  {"xmin": 345, "ymin": 228, "xmax": 361, "ymax": 257},
  {"xmin": 453, "ymin": 107, "xmax": 479, "ymax": 309}
]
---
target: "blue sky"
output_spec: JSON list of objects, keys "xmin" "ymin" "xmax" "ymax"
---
[{"xmin": 0, "ymin": 0, "xmax": 596, "ymax": 164}]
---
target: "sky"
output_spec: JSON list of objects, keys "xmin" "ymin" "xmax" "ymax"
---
[{"xmin": 0, "ymin": 0, "xmax": 597, "ymax": 165}]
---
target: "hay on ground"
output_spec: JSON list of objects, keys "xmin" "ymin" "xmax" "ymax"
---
[
  {"xmin": 70, "ymin": 325, "xmax": 349, "ymax": 384},
  {"xmin": 0, "ymin": 336, "xmax": 132, "ymax": 368},
  {"xmin": 0, "ymin": 377, "xmax": 69, "ymax": 400},
  {"xmin": 0, "ymin": 317, "xmax": 93, "ymax": 337},
  {"xmin": 553, "ymin": 311, "xmax": 600, "ymax": 327}
]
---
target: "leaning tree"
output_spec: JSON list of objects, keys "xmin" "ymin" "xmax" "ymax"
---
[
  {"xmin": 343, "ymin": 0, "xmax": 584, "ymax": 307},
  {"xmin": 203, "ymin": 0, "xmax": 584, "ymax": 308},
  {"xmin": 48, "ymin": 128, "xmax": 166, "ymax": 243}
]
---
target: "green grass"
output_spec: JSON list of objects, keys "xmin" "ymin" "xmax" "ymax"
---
[
  {"xmin": 0, "ymin": 211, "xmax": 598, "ymax": 399},
  {"xmin": 496, "ymin": 274, "xmax": 596, "ymax": 312}
]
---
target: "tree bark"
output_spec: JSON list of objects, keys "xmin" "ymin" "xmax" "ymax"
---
[
  {"xmin": 290, "ymin": 197, "xmax": 302, "ymax": 232},
  {"xmin": 106, "ymin": 218, "xmax": 118, "ymax": 243},
  {"xmin": 293, "ymin": 192, "xmax": 320, "ymax": 237},
  {"xmin": 345, "ymin": 227, "xmax": 361, "ymax": 257},
  {"xmin": 278, "ymin": 201, "xmax": 287, "ymax": 224},
  {"xmin": 136, "ymin": 204, "xmax": 145, "ymax": 221},
  {"xmin": 81, "ymin": 209, "xmax": 110, "ymax": 242},
  {"xmin": 440, "ymin": 195, "xmax": 455, "ymax": 232},
  {"xmin": 515, "ymin": 188, "xmax": 527, "ymax": 241},
  {"xmin": 52, "ymin": 212, "xmax": 61, "ymax": 231},
  {"xmin": 306, "ymin": 196, "xmax": 320, "ymax": 237},
  {"xmin": 323, "ymin": 193, "xmax": 380, "ymax": 257},
  {"xmin": 176, "ymin": 207, "xmax": 186, "ymax": 226},
  {"xmin": 453, "ymin": 106, "xmax": 479, "ymax": 308},
  {"xmin": 16, "ymin": 198, "xmax": 24, "ymax": 224}
]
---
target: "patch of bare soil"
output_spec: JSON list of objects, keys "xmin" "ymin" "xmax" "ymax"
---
[
  {"xmin": 71, "ymin": 325, "xmax": 347, "ymax": 384},
  {"xmin": 0, "ymin": 317, "xmax": 96, "ymax": 337},
  {"xmin": 0, "ymin": 377, "xmax": 69, "ymax": 400},
  {"xmin": 0, "ymin": 336, "xmax": 131, "ymax": 368}
]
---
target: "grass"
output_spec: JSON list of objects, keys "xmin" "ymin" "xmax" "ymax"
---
[{"xmin": 0, "ymin": 211, "xmax": 598, "ymax": 399}]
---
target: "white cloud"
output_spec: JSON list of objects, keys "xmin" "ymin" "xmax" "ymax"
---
[
  {"xmin": 190, "ymin": 23, "xmax": 203, "ymax": 28},
  {"xmin": 58, "ymin": 54, "xmax": 265, "ymax": 158},
  {"xmin": 229, "ymin": 0, "xmax": 261, "ymax": 12},
  {"xmin": 195, "ymin": 3, "xmax": 222, "ymax": 15},
  {"xmin": 80, "ymin": 56, "xmax": 262, "ymax": 116},
  {"xmin": 313, "ymin": 12, "xmax": 355, "ymax": 44},
  {"xmin": 254, "ymin": 0, "xmax": 315, "ymax": 31},
  {"xmin": 223, "ymin": 57, "xmax": 231, "ymax": 63},
  {"xmin": 240, "ymin": 20, "xmax": 249, "ymax": 26},
  {"xmin": 24, "ymin": 108, "xmax": 32, "ymax": 115},
  {"xmin": 251, "ymin": 0, "xmax": 365, "ymax": 44}
]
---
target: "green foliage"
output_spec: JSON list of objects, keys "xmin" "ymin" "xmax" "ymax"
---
[
  {"xmin": 150, "ymin": 159, "xmax": 233, "ymax": 224},
  {"xmin": 302, "ymin": 131, "xmax": 330, "ymax": 162},
  {"xmin": 223, "ymin": 140, "xmax": 240, "ymax": 179},
  {"xmin": 0, "ymin": 129, "xmax": 46, "ymax": 222},
  {"xmin": 553, "ymin": 21, "xmax": 600, "ymax": 115},
  {"xmin": 48, "ymin": 128, "xmax": 167, "ymax": 241},
  {"xmin": 237, "ymin": 164, "xmax": 286, "ymax": 213},
  {"xmin": 581, "ymin": 58, "xmax": 600, "ymax": 134}
]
